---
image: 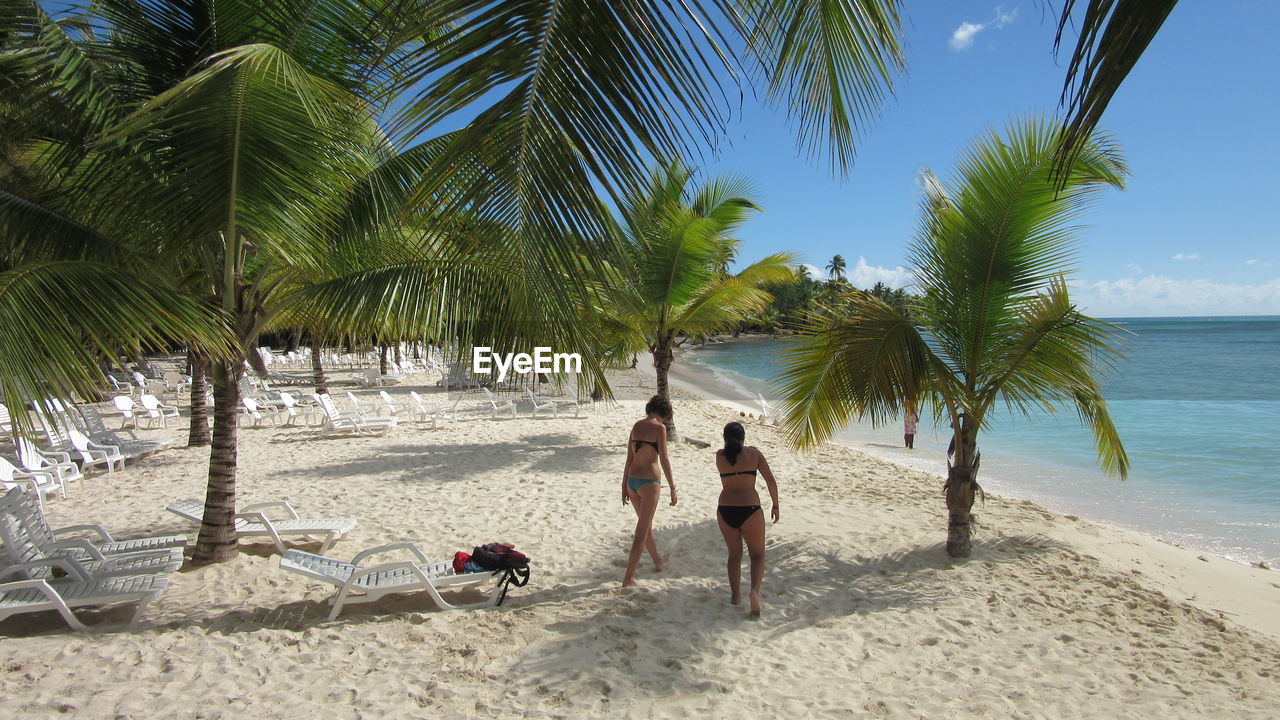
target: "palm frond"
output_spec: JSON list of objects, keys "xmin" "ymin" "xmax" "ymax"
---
[
  {"xmin": 1053, "ymin": 0, "xmax": 1178, "ymax": 179},
  {"xmin": 978, "ymin": 277, "xmax": 1129, "ymax": 476},
  {"xmin": 387, "ymin": 1, "xmax": 904, "ymax": 266},
  {"xmin": 737, "ymin": 0, "xmax": 906, "ymax": 173},
  {"xmin": 909, "ymin": 115, "xmax": 1127, "ymax": 386},
  {"xmin": 0, "ymin": 261, "xmax": 232, "ymax": 435},
  {"xmin": 775, "ymin": 291, "xmax": 932, "ymax": 448}
]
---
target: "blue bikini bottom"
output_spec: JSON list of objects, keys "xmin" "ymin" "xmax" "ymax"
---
[{"xmin": 627, "ymin": 476, "xmax": 660, "ymax": 493}]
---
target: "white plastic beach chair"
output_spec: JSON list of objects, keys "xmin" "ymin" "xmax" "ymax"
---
[
  {"xmin": 524, "ymin": 387, "xmax": 559, "ymax": 418},
  {"xmin": 756, "ymin": 393, "xmax": 777, "ymax": 426},
  {"xmin": 276, "ymin": 391, "xmax": 307, "ymax": 425},
  {"xmin": 433, "ymin": 394, "xmax": 463, "ymax": 425},
  {"xmin": 377, "ymin": 390, "xmax": 402, "ymax": 418},
  {"xmin": 2, "ymin": 485, "xmax": 185, "ymax": 559},
  {"xmin": 0, "ymin": 457, "xmax": 63, "ymax": 511},
  {"xmin": 139, "ymin": 394, "xmax": 180, "ymax": 428},
  {"xmin": 166, "ymin": 498, "xmax": 357, "ymax": 553},
  {"xmin": 67, "ymin": 429, "xmax": 124, "ymax": 474},
  {"xmin": 240, "ymin": 397, "xmax": 277, "ymax": 427},
  {"xmin": 278, "ymin": 543, "xmax": 507, "ymax": 620},
  {"xmin": 0, "ymin": 489, "xmax": 184, "ymax": 579},
  {"xmin": 569, "ymin": 387, "xmax": 594, "ymax": 415},
  {"xmin": 406, "ymin": 391, "xmax": 437, "ymax": 426},
  {"xmin": 16, "ymin": 438, "xmax": 82, "ymax": 488},
  {"xmin": 0, "ymin": 573, "xmax": 170, "ymax": 630},
  {"xmin": 482, "ymin": 387, "xmax": 516, "ymax": 419},
  {"xmin": 312, "ymin": 393, "xmax": 395, "ymax": 436},
  {"xmin": 344, "ymin": 392, "xmax": 398, "ymax": 427},
  {"xmin": 112, "ymin": 395, "xmax": 140, "ymax": 429}
]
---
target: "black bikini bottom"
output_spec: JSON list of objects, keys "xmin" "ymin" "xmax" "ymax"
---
[{"xmin": 717, "ymin": 505, "xmax": 761, "ymax": 530}]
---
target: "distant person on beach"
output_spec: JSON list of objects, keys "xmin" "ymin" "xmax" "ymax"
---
[
  {"xmin": 904, "ymin": 410, "xmax": 919, "ymax": 449},
  {"xmin": 621, "ymin": 395, "xmax": 678, "ymax": 586},
  {"xmin": 715, "ymin": 422, "xmax": 780, "ymax": 618}
]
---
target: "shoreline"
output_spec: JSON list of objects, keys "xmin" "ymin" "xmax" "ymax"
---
[{"xmin": 665, "ymin": 352, "xmax": 1280, "ymax": 642}]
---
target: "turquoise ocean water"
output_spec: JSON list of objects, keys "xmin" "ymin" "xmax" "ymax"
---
[{"xmin": 685, "ymin": 316, "xmax": 1280, "ymax": 565}]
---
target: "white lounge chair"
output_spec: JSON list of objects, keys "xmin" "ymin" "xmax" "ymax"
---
[
  {"xmin": 112, "ymin": 395, "xmax": 140, "ymax": 429},
  {"xmin": 406, "ymin": 391, "xmax": 437, "ymax": 426},
  {"xmin": 240, "ymin": 397, "xmax": 277, "ymax": 427},
  {"xmin": 0, "ymin": 573, "xmax": 170, "ymax": 630},
  {"xmin": 279, "ymin": 543, "xmax": 507, "ymax": 620},
  {"xmin": 377, "ymin": 390, "xmax": 403, "ymax": 419},
  {"xmin": 16, "ymin": 438, "xmax": 83, "ymax": 488},
  {"xmin": 313, "ymin": 393, "xmax": 395, "ymax": 436},
  {"xmin": 1, "ymin": 489, "xmax": 184, "ymax": 579},
  {"xmin": 276, "ymin": 391, "xmax": 308, "ymax": 426},
  {"xmin": 139, "ymin": 394, "xmax": 180, "ymax": 428},
  {"xmin": 67, "ymin": 429, "xmax": 124, "ymax": 474},
  {"xmin": 107, "ymin": 375, "xmax": 134, "ymax": 398},
  {"xmin": 482, "ymin": 387, "xmax": 516, "ymax": 419},
  {"xmin": 166, "ymin": 498, "xmax": 357, "ymax": 553},
  {"xmin": 524, "ymin": 387, "xmax": 559, "ymax": 418},
  {"xmin": 345, "ymin": 392, "xmax": 396, "ymax": 425},
  {"xmin": 0, "ymin": 457, "xmax": 63, "ymax": 511},
  {"xmin": 432, "ymin": 394, "xmax": 463, "ymax": 425},
  {"xmin": 756, "ymin": 393, "xmax": 778, "ymax": 426},
  {"xmin": 3, "ymin": 485, "xmax": 185, "ymax": 559},
  {"xmin": 568, "ymin": 387, "xmax": 594, "ymax": 415}
]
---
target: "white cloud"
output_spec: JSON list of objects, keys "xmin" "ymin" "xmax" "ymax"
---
[
  {"xmin": 1171, "ymin": 252, "xmax": 1199, "ymax": 261},
  {"xmin": 950, "ymin": 7, "xmax": 1018, "ymax": 51},
  {"xmin": 993, "ymin": 6, "xmax": 1019, "ymax": 28},
  {"xmin": 800, "ymin": 263, "xmax": 824, "ymax": 280},
  {"xmin": 1125, "ymin": 263, "xmax": 1144, "ymax": 275},
  {"xmin": 1246, "ymin": 259, "xmax": 1272, "ymax": 268},
  {"xmin": 847, "ymin": 257, "xmax": 914, "ymax": 290},
  {"xmin": 950, "ymin": 22, "xmax": 985, "ymax": 51},
  {"xmin": 1071, "ymin": 274, "xmax": 1280, "ymax": 317}
]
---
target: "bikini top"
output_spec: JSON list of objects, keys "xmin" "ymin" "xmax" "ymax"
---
[
  {"xmin": 719, "ymin": 469, "xmax": 758, "ymax": 478},
  {"xmin": 633, "ymin": 439, "xmax": 659, "ymax": 452}
]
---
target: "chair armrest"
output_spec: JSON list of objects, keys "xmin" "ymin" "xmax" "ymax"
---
[
  {"xmin": 351, "ymin": 542, "xmax": 430, "ymax": 565},
  {"xmin": 52, "ymin": 524, "xmax": 114, "ymax": 542},
  {"xmin": 0, "ymin": 579, "xmax": 56, "ymax": 592},
  {"xmin": 38, "ymin": 448, "xmax": 74, "ymax": 465},
  {"xmin": 51, "ymin": 539, "xmax": 108, "ymax": 560},
  {"xmin": 0, "ymin": 557, "xmax": 92, "ymax": 582},
  {"xmin": 240, "ymin": 501, "xmax": 300, "ymax": 519}
]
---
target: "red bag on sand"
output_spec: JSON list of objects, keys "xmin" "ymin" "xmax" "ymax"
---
[{"xmin": 453, "ymin": 551, "xmax": 471, "ymax": 574}]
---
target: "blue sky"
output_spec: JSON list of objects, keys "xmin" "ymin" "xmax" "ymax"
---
[{"xmin": 700, "ymin": 2, "xmax": 1280, "ymax": 317}]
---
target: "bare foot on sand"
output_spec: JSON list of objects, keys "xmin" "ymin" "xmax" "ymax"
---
[
  {"xmin": 653, "ymin": 553, "xmax": 671, "ymax": 572},
  {"xmin": 730, "ymin": 590, "xmax": 741, "ymax": 606},
  {"xmin": 748, "ymin": 591, "xmax": 761, "ymax": 618},
  {"xmin": 622, "ymin": 578, "xmax": 641, "ymax": 588}
]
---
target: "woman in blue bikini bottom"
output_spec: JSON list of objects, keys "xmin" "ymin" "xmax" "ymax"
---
[{"xmin": 621, "ymin": 395, "xmax": 678, "ymax": 586}]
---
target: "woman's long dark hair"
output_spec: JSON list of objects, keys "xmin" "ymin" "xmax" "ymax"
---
[{"xmin": 723, "ymin": 422, "xmax": 745, "ymax": 464}]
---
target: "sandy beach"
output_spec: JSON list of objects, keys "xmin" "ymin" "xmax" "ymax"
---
[{"xmin": 2, "ymin": 369, "xmax": 1279, "ymax": 718}]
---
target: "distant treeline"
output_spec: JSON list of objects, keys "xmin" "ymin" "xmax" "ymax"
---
[{"xmin": 735, "ymin": 268, "xmax": 915, "ymax": 335}]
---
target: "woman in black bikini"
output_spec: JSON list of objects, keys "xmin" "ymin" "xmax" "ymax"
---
[
  {"xmin": 715, "ymin": 421, "xmax": 779, "ymax": 617},
  {"xmin": 621, "ymin": 395, "xmax": 678, "ymax": 586}
]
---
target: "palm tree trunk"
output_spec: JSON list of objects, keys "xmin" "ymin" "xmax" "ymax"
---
[
  {"xmin": 945, "ymin": 428, "xmax": 980, "ymax": 558},
  {"xmin": 192, "ymin": 357, "xmax": 243, "ymax": 564},
  {"xmin": 652, "ymin": 343, "xmax": 676, "ymax": 440},
  {"xmin": 379, "ymin": 344, "xmax": 389, "ymax": 375},
  {"xmin": 311, "ymin": 342, "xmax": 328, "ymax": 394},
  {"xmin": 187, "ymin": 349, "xmax": 211, "ymax": 447}
]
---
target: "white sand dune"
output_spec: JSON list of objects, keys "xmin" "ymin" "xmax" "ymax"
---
[{"xmin": 2, "ymin": 371, "xmax": 1278, "ymax": 718}]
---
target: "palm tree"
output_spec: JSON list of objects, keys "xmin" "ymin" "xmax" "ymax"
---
[
  {"xmin": 775, "ymin": 117, "xmax": 1131, "ymax": 558},
  {"xmin": 826, "ymin": 255, "xmax": 847, "ymax": 281},
  {"xmin": 590, "ymin": 160, "xmax": 795, "ymax": 438}
]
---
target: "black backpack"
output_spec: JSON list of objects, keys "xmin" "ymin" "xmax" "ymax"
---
[{"xmin": 471, "ymin": 542, "xmax": 531, "ymax": 605}]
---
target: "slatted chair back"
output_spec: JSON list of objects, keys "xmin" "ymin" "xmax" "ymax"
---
[{"xmin": 0, "ymin": 488, "xmax": 52, "ymax": 579}]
